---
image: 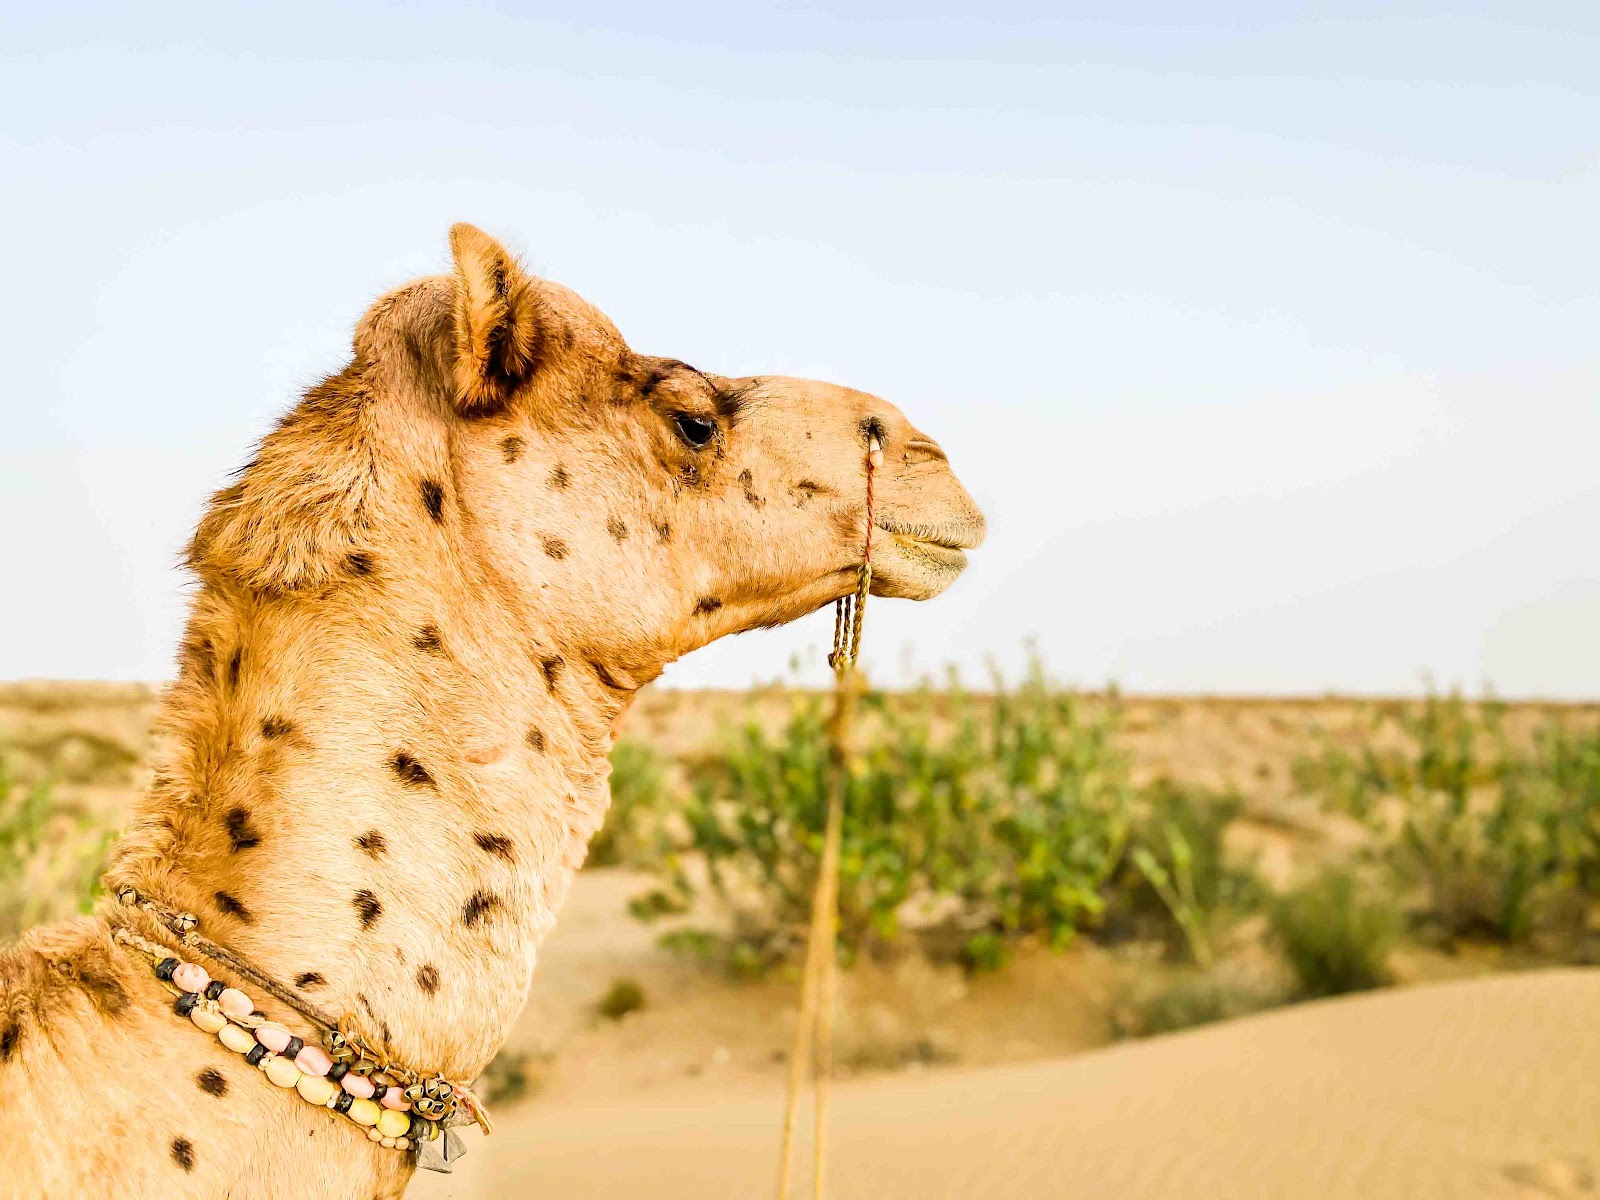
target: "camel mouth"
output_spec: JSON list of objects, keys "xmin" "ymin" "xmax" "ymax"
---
[
  {"xmin": 886, "ymin": 534, "xmax": 968, "ymax": 574},
  {"xmin": 874, "ymin": 516, "xmax": 985, "ymax": 553},
  {"xmin": 866, "ymin": 512, "xmax": 984, "ymax": 600}
]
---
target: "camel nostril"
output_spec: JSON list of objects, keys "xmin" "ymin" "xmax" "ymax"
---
[{"xmin": 903, "ymin": 437, "xmax": 948, "ymax": 464}]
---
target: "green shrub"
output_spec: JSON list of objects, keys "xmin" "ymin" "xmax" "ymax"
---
[
  {"xmin": 596, "ymin": 977, "xmax": 647, "ymax": 1020},
  {"xmin": 0, "ymin": 758, "xmax": 115, "ymax": 942},
  {"xmin": 1116, "ymin": 970, "xmax": 1282, "ymax": 1038},
  {"xmin": 1105, "ymin": 781, "xmax": 1262, "ymax": 967},
  {"xmin": 644, "ymin": 662, "xmax": 1132, "ymax": 973},
  {"xmin": 587, "ymin": 737, "xmax": 672, "ymax": 868},
  {"xmin": 479, "ymin": 1046, "xmax": 548, "ymax": 1105},
  {"xmin": 1296, "ymin": 695, "xmax": 1600, "ymax": 947},
  {"xmin": 1270, "ymin": 866, "xmax": 1398, "ymax": 998}
]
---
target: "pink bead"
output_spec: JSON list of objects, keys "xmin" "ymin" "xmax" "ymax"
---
[
  {"xmin": 171, "ymin": 962, "xmax": 210, "ymax": 994},
  {"xmin": 255, "ymin": 1023, "xmax": 292, "ymax": 1053},
  {"xmin": 218, "ymin": 988, "xmax": 253, "ymax": 1018},
  {"xmin": 380, "ymin": 1089, "xmax": 410, "ymax": 1111},
  {"xmin": 294, "ymin": 1045, "xmax": 333, "ymax": 1076},
  {"xmin": 341, "ymin": 1073, "xmax": 375, "ymax": 1099}
]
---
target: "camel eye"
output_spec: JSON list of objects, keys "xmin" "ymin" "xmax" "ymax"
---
[{"xmin": 673, "ymin": 413, "xmax": 717, "ymax": 449}]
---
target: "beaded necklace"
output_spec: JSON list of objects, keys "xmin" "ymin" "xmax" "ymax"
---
[{"xmin": 110, "ymin": 887, "xmax": 490, "ymax": 1175}]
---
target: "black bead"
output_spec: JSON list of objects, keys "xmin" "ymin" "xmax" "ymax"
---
[
  {"xmin": 154, "ymin": 957, "xmax": 179, "ymax": 981},
  {"xmin": 327, "ymin": 1062, "xmax": 349, "ymax": 1082},
  {"xmin": 250, "ymin": 1010, "xmax": 266, "ymax": 1020},
  {"xmin": 173, "ymin": 992, "xmax": 200, "ymax": 1017},
  {"xmin": 204, "ymin": 979, "xmax": 226, "ymax": 1001},
  {"xmin": 370, "ymin": 1082, "xmax": 387, "ymax": 1102},
  {"xmin": 245, "ymin": 1043, "xmax": 267, "ymax": 1066},
  {"xmin": 333, "ymin": 1091, "xmax": 354, "ymax": 1114},
  {"xmin": 283, "ymin": 1037, "xmax": 304, "ymax": 1059}
]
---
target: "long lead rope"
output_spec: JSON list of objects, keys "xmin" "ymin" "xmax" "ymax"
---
[{"xmin": 776, "ymin": 432, "xmax": 881, "ymax": 1200}]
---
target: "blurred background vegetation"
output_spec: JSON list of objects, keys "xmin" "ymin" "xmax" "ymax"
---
[{"xmin": 3, "ymin": 669, "xmax": 1598, "ymax": 1049}]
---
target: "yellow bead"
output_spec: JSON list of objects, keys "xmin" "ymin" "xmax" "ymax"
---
[
  {"xmin": 377, "ymin": 1109, "xmax": 410, "ymax": 1139},
  {"xmin": 394, "ymin": 1137, "xmax": 409, "ymax": 1151},
  {"xmin": 264, "ymin": 1055, "xmax": 301, "ymax": 1088},
  {"xmin": 190, "ymin": 1007, "xmax": 227, "ymax": 1034},
  {"xmin": 366, "ymin": 1127, "xmax": 383, "ymax": 1141},
  {"xmin": 218, "ymin": 1023, "xmax": 255, "ymax": 1054},
  {"xmin": 296, "ymin": 1073, "xmax": 337, "ymax": 1107},
  {"xmin": 347, "ymin": 1097, "xmax": 381, "ymax": 1127}
]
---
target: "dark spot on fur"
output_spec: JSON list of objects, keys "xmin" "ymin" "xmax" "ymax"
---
[
  {"xmin": 526, "ymin": 727, "xmax": 546, "ymax": 752},
  {"xmin": 416, "ymin": 965, "xmax": 440, "ymax": 995},
  {"xmin": 353, "ymin": 890, "xmax": 383, "ymax": 930},
  {"xmin": 260, "ymin": 716, "xmax": 293, "ymax": 739},
  {"xmin": 171, "ymin": 1137, "xmax": 195, "ymax": 1172},
  {"xmin": 501, "ymin": 435, "xmax": 525, "ymax": 463},
  {"xmin": 541, "ymin": 656, "xmax": 565, "ymax": 691},
  {"xmin": 738, "ymin": 469, "xmax": 766, "ymax": 509},
  {"xmin": 420, "ymin": 479, "xmax": 445, "ymax": 523},
  {"xmin": 639, "ymin": 366, "xmax": 668, "ymax": 398},
  {"xmin": 655, "ymin": 521, "xmax": 672, "ymax": 543},
  {"xmin": 347, "ymin": 551, "xmax": 375, "ymax": 577},
  {"xmin": 356, "ymin": 829, "xmax": 388, "ymax": 857},
  {"xmin": 592, "ymin": 660, "xmax": 626, "ymax": 690},
  {"xmin": 213, "ymin": 891, "xmax": 253, "ymax": 923},
  {"xmin": 197, "ymin": 1067, "xmax": 228, "ymax": 1097},
  {"xmin": 541, "ymin": 536, "xmax": 568, "ymax": 560},
  {"xmin": 694, "ymin": 597, "xmax": 724, "ymax": 615},
  {"xmin": 182, "ymin": 634, "xmax": 215, "ymax": 681},
  {"xmin": 390, "ymin": 751, "xmax": 434, "ymax": 788},
  {"xmin": 607, "ymin": 517, "xmax": 628, "ymax": 542},
  {"xmin": 226, "ymin": 648, "xmax": 243, "ymax": 690},
  {"xmin": 59, "ymin": 955, "xmax": 129, "ymax": 1017},
  {"xmin": 461, "ymin": 890, "xmax": 502, "ymax": 927},
  {"xmin": 413, "ymin": 624, "xmax": 442, "ymax": 653},
  {"xmin": 295, "ymin": 972, "xmax": 325, "ymax": 989},
  {"xmin": 792, "ymin": 480, "xmax": 829, "ymax": 505},
  {"xmin": 473, "ymin": 832, "xmax": 515, "ymax": 861},
  {"xmin": 0, "ymin": 1022, "xmax": 20, "ymax": 1061},
  {"xmin": 548, "ymin": 464, "xmax": 570, "ymax": 489},
  {"xmin": 225, "ymin": 807, "xmax": 261, "ymax": 852}
]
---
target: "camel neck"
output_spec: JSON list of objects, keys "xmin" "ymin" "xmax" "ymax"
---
[{"xmin": 106, "ymin": 573, "xmax": 627, "ymax": 1079}]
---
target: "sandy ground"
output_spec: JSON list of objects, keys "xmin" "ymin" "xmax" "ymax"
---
[{"xmin": 419, "ymin": 968, "xmax": 1600, "ymax": 1200}]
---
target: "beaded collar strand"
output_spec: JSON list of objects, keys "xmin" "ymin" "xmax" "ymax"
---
[{"xmin": 110, "ymin": 887, "xmax": 490, "ymax": 1175}]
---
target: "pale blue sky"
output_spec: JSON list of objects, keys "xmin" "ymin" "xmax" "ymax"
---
[{"xmin": 2, "ymin": 3, "xmax": 1596, "ymax": 694}]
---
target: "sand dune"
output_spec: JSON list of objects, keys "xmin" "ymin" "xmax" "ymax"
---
[{"xmin": 419, "ymin": 969, "xmax": 1600, "ymax": 1199}]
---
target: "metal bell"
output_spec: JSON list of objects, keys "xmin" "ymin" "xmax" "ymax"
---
[{"xmin": 414, "ymin": 1125, "xmax": 467, "ymax": 1173}]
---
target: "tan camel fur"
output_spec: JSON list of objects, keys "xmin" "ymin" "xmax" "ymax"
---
[{"xmin": 0, "ymin": 224, "xmax": 984, "ymax": 1199}]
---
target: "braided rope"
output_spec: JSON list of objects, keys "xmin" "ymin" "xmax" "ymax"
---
[{"xmin": 776, "ymin": 434, "xmax": 880, "ymax": 1200}]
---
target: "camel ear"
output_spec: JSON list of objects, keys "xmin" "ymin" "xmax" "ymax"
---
[{"xmin": 448, "ymin": 223, "xmax": 542, "ymax": 416}]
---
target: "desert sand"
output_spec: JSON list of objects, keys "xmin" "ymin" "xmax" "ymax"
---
[{"xmin": 420, "ymin": 968, "xmax": 1600, "ymax": 1200}]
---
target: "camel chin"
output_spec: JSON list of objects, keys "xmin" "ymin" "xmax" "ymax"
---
[{"xmin": 868, "ymin": 514, "xmax": 985, "ymax": 601}]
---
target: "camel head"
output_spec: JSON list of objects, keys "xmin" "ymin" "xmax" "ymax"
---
[{"xmin": 195, "ymin": 224, "xmax": 984, "ymax": 689}]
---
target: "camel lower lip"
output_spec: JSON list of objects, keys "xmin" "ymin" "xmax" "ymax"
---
[
  {"xmin": 886, "ymin": 532, "xmax": 968, "ymax": 571},
  {"xmin": 874, "ymin": 519, "xmax": 979, "ymax": 552}
]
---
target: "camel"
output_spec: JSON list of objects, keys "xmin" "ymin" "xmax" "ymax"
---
[{"xmin": 0, "ymin": 223, "xmax": 984, "ymax": 1199}]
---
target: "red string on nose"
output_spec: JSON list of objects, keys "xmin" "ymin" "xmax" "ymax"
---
[{"xmin": 862, "ymin": 435, "xmax": 881, "ymax": 563}]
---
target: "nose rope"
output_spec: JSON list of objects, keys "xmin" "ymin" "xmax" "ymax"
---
[{"xmin": 776, "ymin": 431, "xmax": 881, "ymax": 1200}]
